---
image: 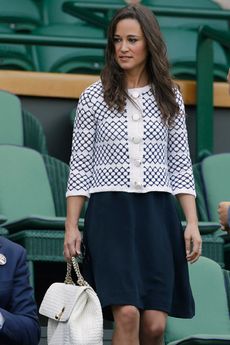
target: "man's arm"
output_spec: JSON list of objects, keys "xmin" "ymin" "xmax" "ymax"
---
[
  {"xmin": 0, "ymin": 248, "xmax": 40, "ymax": 345},
  {"xmin": 218, "ymin": 201, "xmax": 230, "ymax": 230}
]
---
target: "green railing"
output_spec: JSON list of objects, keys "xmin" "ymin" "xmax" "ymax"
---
[
  {"xmin": 0, "ymin": 34, "xmax": 107, "ymax": 48},
  {"xmin": 196, "ymin": 27, "xmax": 230, "ymax": 161},
  {"xmin": 63, "ymin": 1, "xmax": 230, "ymax": 28}
]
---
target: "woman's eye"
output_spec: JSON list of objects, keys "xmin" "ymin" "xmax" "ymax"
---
[
  {"xmin": 113, "ymin": 37, "xmax": 121, "ymax": 43},
  {"xmin": 129, "ymin": 38, "xmax": 137, "ymax": 43}
]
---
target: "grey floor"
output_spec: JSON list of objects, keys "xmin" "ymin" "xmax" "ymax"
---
[{"xmin": 39, "ymin": 327, "xmax": 113, "ymax": 345}]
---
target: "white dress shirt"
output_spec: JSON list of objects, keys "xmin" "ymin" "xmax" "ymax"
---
[{"xmin": 0, "ymin": 311, "xmax": 5, "ymax": 329}]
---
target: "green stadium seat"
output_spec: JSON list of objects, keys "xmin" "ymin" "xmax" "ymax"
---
[
  {"xmin": 144, "ymin": 0, "xmax": 224, "ymax": 8},
  {"xmin": 0, "ymin": 90, "xmax": 48, "ymax": 153},
  {"xmin": 201, "ymin": 154, "xmax": 230, "ymax": 222},
  {"xmin": 173, "ymin": 162, "xmax": 224, "ymax": 267},
  {"xmin": 39, "ymin": 0, "xmax": 125, "ymax": 25},
  {"xmin": 143, "ymin": 0, "xmax": 229, "ymax": 30},
  {"xmin": 0, "ymin": 145, "xmax": 57, "ymax": 223},
  {"xmin": 70, "ymin": 107, "xmax": 76, "ymax": 126},
  {"xmin": 39, "ymin": 0, "xmax": 82, "ymax": 25},
  {"xmin": 193, "ymin": 154, "xmax": 230, "ymax": 268},
  {"xmin": 165, "ymin": 256, "xmax": 230, "ymax": 344},
  {"xmin": 0, "ymin": 145, "xmax": 85, "ymax": 286},
  {"xmin": 31, "ymin": 23, "xmax": 105, "ymax": 73},
  {"xmin": 0, "ymin": 25, "xmax": 35, "ymax": 71},
  {"xmin": 0, "ymin": 216, "xmax": 7, "ymax": 225},
  {"xmin": 0, "ymin": 0, "xmax": 41, "ymax": 32},
  {"xmin": 0, "ymin": 215, "xmax": 8, "ymax": 238},
  {"xmin": 162, "ymin": 27, "xmax": 228, "ymax": 80}
]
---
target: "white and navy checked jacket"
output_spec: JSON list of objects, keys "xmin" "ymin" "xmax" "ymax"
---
[{"xmin": 66, "ymin": 80, "xmax": 195, "ymax": 198}]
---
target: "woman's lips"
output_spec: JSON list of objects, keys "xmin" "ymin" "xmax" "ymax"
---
[{"xmin": 119, "ymin": 56, "xmax": 132, "ymax": 61}]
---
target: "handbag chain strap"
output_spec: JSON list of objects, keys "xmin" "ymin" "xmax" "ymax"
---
[{"xmin": 64, "ymin": 257, "xmax": 89, "ymax": 287}]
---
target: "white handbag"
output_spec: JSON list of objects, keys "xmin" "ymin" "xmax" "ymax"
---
[{"xmin": 39, "ymin": 257, "xmax": 103, "ymax": 345}]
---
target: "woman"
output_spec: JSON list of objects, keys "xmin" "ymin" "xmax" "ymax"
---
[{"xmin": 64, "ymin": 4, "xmax": 202, "ymax": 345}]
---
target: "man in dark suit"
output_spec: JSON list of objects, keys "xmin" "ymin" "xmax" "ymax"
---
[{"xmin": 0, "ymin": 236, "xmax": 40, "ymax": 345}]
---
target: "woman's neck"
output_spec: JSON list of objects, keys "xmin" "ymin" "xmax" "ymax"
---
[{"xmin": 125, "ymin": 69, "xmax": 149, "ymax": 89}]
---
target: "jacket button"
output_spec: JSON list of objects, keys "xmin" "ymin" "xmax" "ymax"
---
[
  {"xmin": 134, "ymin": 160, "xmax": 142, "ymax": 167},
  {"xmin": 134, "ymin": 181, "xmax": 142, "ymax": 189},
  {"xmin": 132, "ymin": 113, "xmax": 140, "ymax": 121},
  {"xmin": 131, "ymin": 91, "xmax": 139, "ymax": 99},
  {"xmin": 132, "ymin": 137, "xmax": 141, "ymax": 144}
]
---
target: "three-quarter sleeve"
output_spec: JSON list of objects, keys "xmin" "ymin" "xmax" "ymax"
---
[
  {"xmin": 66, "ymin": 90, "xmax": 96, "ymax": 198},
  {"xmin": 167, "ymin": 88, "xmax": 196, "ymax": 196}
]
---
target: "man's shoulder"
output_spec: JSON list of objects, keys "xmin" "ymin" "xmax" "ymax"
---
[{"xmin": 0, "ymin": 237, "xmax": 25, "ymax": 256}]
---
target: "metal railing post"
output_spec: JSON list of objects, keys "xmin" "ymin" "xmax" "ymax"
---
[{"xmin": 196, "ymin": 28, "xmax": 214, "ymax": 161}]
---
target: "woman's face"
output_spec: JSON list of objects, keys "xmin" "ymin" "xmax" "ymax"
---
[{"xmin": 113, "ymin": 18, "xmax": 148, "ymax": 74}]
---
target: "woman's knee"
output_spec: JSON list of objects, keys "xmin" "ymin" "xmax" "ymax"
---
[
  {"xmin": 112, "ymin": 305, "xmax": 140, "ymax": 330},
  {"xmin": 144, "ymin": 321, "xmax": 165, "ymax": 339},
  {"xmin": 141, "ymin": 311, "xmax": 167, "ymax": 340}
]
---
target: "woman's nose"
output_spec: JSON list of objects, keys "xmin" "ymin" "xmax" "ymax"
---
[{"xmin": 120, "ymin": 40, "xmax": 129, "ymax": 52}]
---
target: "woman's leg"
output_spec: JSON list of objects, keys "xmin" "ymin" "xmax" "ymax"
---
[
  {"xmin": 139, "ymin": 310, "xmax": 167, "ymax": 345},
  {"xmin": 112, "ymin": 305, "xmax": 140, "ymax": 345}
]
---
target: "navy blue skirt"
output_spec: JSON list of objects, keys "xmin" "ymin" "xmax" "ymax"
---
[{"xmin": 82, "ymin": 191, "xmax": 195, "ymax": 320}]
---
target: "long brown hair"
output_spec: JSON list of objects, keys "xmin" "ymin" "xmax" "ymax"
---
[{"xmin": 101, "ymin": 4, "xmax": 179, "ymax": 125}]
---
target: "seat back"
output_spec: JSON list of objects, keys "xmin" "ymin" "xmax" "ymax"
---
[
  {"xmin": 40, "ymin": 0, "xmax": 80, "ymax": 25},
  {"xmin": 0, "ymin": 25, "xmax": 35, "ymax": 71},
  {"xmin": 31, "ymin": 24, "xmax": 104, "ymax": 73},
  {"xmin": 162, "ymin": 27, "xmax": 228, "ymax": 80},
  {"xmin": 165, "ymin": 256, "xmax": 230, "ymax": 343},
  {"xmin": 143, "ymin": 0, "xmax": 228, "ymax": 30},
  {"xmin": 0, "ymin": 0, "xmax": 40, "ymax": 32},
  {"xmin": 0, "ymin": 91, "xmax": 24, "ymax": 146},
  {"xmin": 201, "ymin": 154, "xmax": 230, "ymax": 221},
  {"xmin": 0, "ymin": 145, "xmax": 56, "ymax": 222},
  {"xmin": 0, "ymin": 91, "xmax": 48, "ymax": 153}
]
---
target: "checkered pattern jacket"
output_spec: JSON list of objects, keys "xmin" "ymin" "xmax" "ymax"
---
[{"xmin": 66, "ymin": 80, "xmax": 195, "ymax": 198}]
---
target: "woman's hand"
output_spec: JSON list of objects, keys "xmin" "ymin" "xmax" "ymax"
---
[
  {"xmin": 64, "ymin": 196, "xmax": 85, "ymax": 261},
  {"xmin": 184, "ymin": 223, "xmax": 202, "ymax": 264},
  {"xmin": 64, "ymin": 221, "xmax": 82, "ymax": 261}
]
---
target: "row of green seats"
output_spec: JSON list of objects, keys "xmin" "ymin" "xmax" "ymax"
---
[
  {"xmin": 0, "ymin": 24, "xmax": 228, "ymax": 79},
  {"xmin": 0, "ymin": 90, "xmax": 47, "ymax": 153},
  {"xmin": 0, "ymin": 0, "xmax": 229, "ymax": 77},
  {"xmin": 2, "ymin": 144, "xmax": 230, "ymax": 345},
  {"xmin": 0, "ymin": 0, "xmax": 227, "ymax": 32},
  {"xmin": 0, "ymin": 89, "xmax": 85, "ymax": 289}
]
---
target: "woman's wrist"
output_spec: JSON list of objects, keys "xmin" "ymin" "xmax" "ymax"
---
[
  {"xmin": 185, "ymin": 219, "xmax": 198, "ymax": 226},
  {"xmin": 65, "ymin": 218, "xmax": 79, "ymax": 230}
]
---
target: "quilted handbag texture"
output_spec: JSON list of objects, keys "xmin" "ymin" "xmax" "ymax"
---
[{"xmin": 39, "ymin": 258, "xmax": 103, "ymax": 345}]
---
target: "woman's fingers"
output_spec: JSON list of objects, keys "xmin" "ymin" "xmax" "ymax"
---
[
  {"xmin": 64, "ymin": 228, "xmax": 82, "ymax": 261},
  {"xmin": 184, "ymin": 224, "xmax": 202, "ymax": 264},
  {"xmin": 186, "ymin": 239, "xmax": 202, "ymax": 264}
]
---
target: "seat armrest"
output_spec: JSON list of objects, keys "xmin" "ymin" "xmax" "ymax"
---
[
  {"xmin": 3, "ymin": 215, "xmax": 84, "ymax": 233},
  {"xmin": 167, "ymin": 334, "xmax": 230, "ymax": 345},
  {"xmin": 0, "ymin": 215, "xmax": 7, "ymax": 225},
  {"xmin": 181, "ymin": 221, "xmax": 220, "ymax": 235}
]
